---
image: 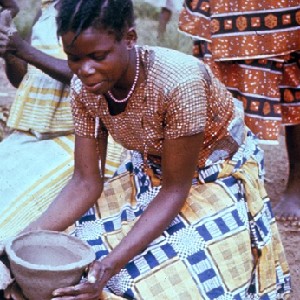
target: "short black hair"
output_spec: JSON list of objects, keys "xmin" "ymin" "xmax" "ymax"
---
[{"xmin": 56, "ymin": 0, "xmax": 135, "ymax": 42}]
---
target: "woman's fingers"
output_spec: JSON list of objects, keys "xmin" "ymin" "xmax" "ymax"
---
[
  {"xmin": 52, "ymin": 281, "xmax": 100, "ymax": 300},
  {"xmin": 4, "ymin": 282, "xmax": 26, "ymax": 300},
  {"xmin": 0, "ymin": 16, "xmax": 16, "ymax": 56},
  {"xmin": 0, "ymin": 9, "xmax": 12, "ymax": 27},
  {"xmin": 87, "ymin": 260, "xmax": 115, "ymax": 292},
  {"xmin": 51, "ymin": 261, "xmax": 116, "ymax": 299}
]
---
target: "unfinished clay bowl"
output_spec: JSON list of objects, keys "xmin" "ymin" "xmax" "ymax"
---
[{"xmin": 5, "ymin": 230, "xmax": 95, "ymax": 300}]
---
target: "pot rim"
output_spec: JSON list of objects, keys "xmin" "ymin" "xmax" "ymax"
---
[{"xmin": 5, "ymin": 230, "xmax": 95, "ymax": 271}]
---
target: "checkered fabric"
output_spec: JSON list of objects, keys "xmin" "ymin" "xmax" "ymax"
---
[{"xmin": 75, "ymin": 131, "xmax": 291, "ymax": 299}]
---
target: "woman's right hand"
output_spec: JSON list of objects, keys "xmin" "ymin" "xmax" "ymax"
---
[{"xmin": 51, "ymin": 260, "xmax": 116, "ymax": 300}]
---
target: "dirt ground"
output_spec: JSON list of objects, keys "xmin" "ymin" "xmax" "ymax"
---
[{"xmin": 0, "ymin": 59, "xmax": 299, "ymax": 298}]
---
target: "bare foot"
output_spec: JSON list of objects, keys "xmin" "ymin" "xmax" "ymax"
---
[
  {"xmin": 274, "ymin": 193, "xmax": 300, "ymax": 229},
  {"xmin": 276, "ymin": 125, "xmax": 300, "ymax": 230}
]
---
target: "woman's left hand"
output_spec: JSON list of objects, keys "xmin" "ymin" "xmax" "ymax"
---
[
  {"xmin": 4, "ymin": 281, "xmax": 26, "ymax": 300},
  {"xmin": 51, "ymin": 260, "xmax": 116, "ymax": 300}
]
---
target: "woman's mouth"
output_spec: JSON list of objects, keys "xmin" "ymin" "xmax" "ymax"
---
[{"xmin": 84, "ymin": 81, "xmax": 108, "ymax": 94}]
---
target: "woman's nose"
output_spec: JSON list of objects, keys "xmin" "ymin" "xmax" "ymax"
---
[{"xmin": 78, "ymin": 60, "xmax": 96, "ymax": 77}]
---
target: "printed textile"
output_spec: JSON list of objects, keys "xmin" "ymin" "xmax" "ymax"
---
[
  {"xmin": 179, "ymin": 0, "xmax": 300, "ymax": 143},
  {"xmin": 75, "ymin": 131, "xmax": 291, "ymax": 299}
]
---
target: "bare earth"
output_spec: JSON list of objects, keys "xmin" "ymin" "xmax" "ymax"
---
[{"xmin": 0, "ymin": 60, "xmax": 299, "ymax": 298}]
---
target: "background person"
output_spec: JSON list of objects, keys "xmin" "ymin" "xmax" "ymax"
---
[
  {"xmin": 144, "ymin": 0, "xmax": 183, "ymax": 40},
  {"xmin": 179, "ymin": 0, "xmax": 300, "ymax": 228}
]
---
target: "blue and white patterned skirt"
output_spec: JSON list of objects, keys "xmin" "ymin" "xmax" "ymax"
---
[{"xmin": 75, "ymin": 131, "xmax": 291, "ymax": 300}]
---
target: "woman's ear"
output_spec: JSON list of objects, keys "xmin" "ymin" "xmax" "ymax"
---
[{"xmin": 126, "ymin": 27, "xmax": 137, "ymax": 50}]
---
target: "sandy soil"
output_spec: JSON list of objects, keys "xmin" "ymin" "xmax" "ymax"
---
[
  {"xmin": 0, "ymin": 59, "xmax": 299, "ymax": 298},
  {"xmin": 261, "ymin": 139, "xmax": 300, "ymax": 299}
]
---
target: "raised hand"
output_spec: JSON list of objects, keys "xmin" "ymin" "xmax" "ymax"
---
[
  {"xmin": 0, "ymin": 0, "xmax": 19, "ymax": 18},
  {"xmin": 0, "ymin": 9, "xmax": 16, "ymax": 55}
]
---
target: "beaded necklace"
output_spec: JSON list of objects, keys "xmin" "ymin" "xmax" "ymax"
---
[{"xmin": 107, "ymin": 46, "xmax": 140, "ymax": 103}]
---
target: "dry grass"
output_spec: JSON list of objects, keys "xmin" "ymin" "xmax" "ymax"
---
[
  {"xmin": 135, "ymin": 17, "xmax": 192, "ymax": 54},
  {"xmin": 133, "ymin": 1, "xmax": 192, "ymax": 53},
  {"xmin": 13, "ymin": 0, "xmax": 192, "ymax": 53},
  {"xmin": 14, "ymin": 0, "xmax": 40, "ymax": 37}
]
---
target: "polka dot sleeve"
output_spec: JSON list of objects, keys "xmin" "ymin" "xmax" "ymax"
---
[{"xmin": 164, "ymin": 75, "xmax": 207, "ymax": 139}]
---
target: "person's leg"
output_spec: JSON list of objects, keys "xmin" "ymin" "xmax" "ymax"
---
[
  {"xmin": 158, "ymin": 7, "xmax": 172, "ymax": 40},
  {"xmin": 274, "ymin": 124, "xmax": 300, "ymax": 226},
  {"xmin": 273, "ymin": 51, "xmax": 300, "ymax": 227}
]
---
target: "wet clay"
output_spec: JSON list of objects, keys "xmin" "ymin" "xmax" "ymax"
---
[
  {"xmin": 16, "ymin": 245, "xmax": 81, "ymax": 266},
  {"xmin": 5, "ymin": 230, "xmax": 95, "ymax": 300}
]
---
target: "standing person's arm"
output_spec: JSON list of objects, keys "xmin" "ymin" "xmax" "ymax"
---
[
  {"xmin": 5, "ymin": 30, "xmax": 73, "ymax": 85},
  {"xmin": 2, "ymin": 51, "xmax": 28, "ymax": 88},
  {"xmin": 0, "ymin": 1, "xmax": 24, "ymax": 87},
  {"xmin": 0, "ymin": 8, "xmax": 72, "ymax": 88}
]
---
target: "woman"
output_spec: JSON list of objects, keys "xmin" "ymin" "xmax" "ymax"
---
[{"xmin": 19, "ymin": 0, "xmax": 290, "ymax": 299}]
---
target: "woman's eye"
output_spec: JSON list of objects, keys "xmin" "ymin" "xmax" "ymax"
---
[
  {"xmin": 92, "ymin": 52, "xmax": 108, "ymax": 61},
  {"xmin": 93, "ymin": 55, "xmax": 106, "ymax": 61},
  {"xmin": 68, "ymin": 55, "xmax": 80, "ymax": 62}
]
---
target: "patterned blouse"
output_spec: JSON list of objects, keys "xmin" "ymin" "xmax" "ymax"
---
[{"xmin": 70, "ymin": 46, "xmax": 245, "ymax": 168}]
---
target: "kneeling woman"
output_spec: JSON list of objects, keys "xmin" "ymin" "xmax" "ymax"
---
[{"xmin": 22, "ymin": 0, "xmax": 291, "ymax": 299}]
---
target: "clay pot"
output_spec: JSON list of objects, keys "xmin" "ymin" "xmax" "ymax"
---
[{"xmin": 5, "ymin": 230, "xmax": 95, "ymax": 300}]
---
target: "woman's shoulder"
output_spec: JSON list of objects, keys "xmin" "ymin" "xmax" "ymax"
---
[
  {"xmin": 140, "ymin": 45, "xmax": 204, "ymax": 87},
  {"xmin": 142, "ymin": 46, "xmax": 198, "ymax": 69}
]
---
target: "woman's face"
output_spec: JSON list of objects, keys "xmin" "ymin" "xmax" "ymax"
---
[{"xmin": 62, "ymin": 27, "xmax": 130, "ymax": 95}]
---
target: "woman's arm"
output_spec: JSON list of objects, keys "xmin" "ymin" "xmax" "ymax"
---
[
  {"xmin": 101, "ymin": 133, "xmax": 204, "ymax": 272},
  {"xmin": 24, "ymin": 135, "xmax": 107, "ymax": 233},
  {"xmin": 52, "ymin": 132, "xmax": 204, "ymax": 299}
]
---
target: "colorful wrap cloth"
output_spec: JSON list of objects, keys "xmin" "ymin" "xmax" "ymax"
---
[{"xmin": 75, "ymin": 131, "xmax": 291, "ymax": 299}]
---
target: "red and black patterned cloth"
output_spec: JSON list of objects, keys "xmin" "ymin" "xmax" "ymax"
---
[{"xmin": 179, "ymin": 0, "xmax": 300, "ymax": 142}]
